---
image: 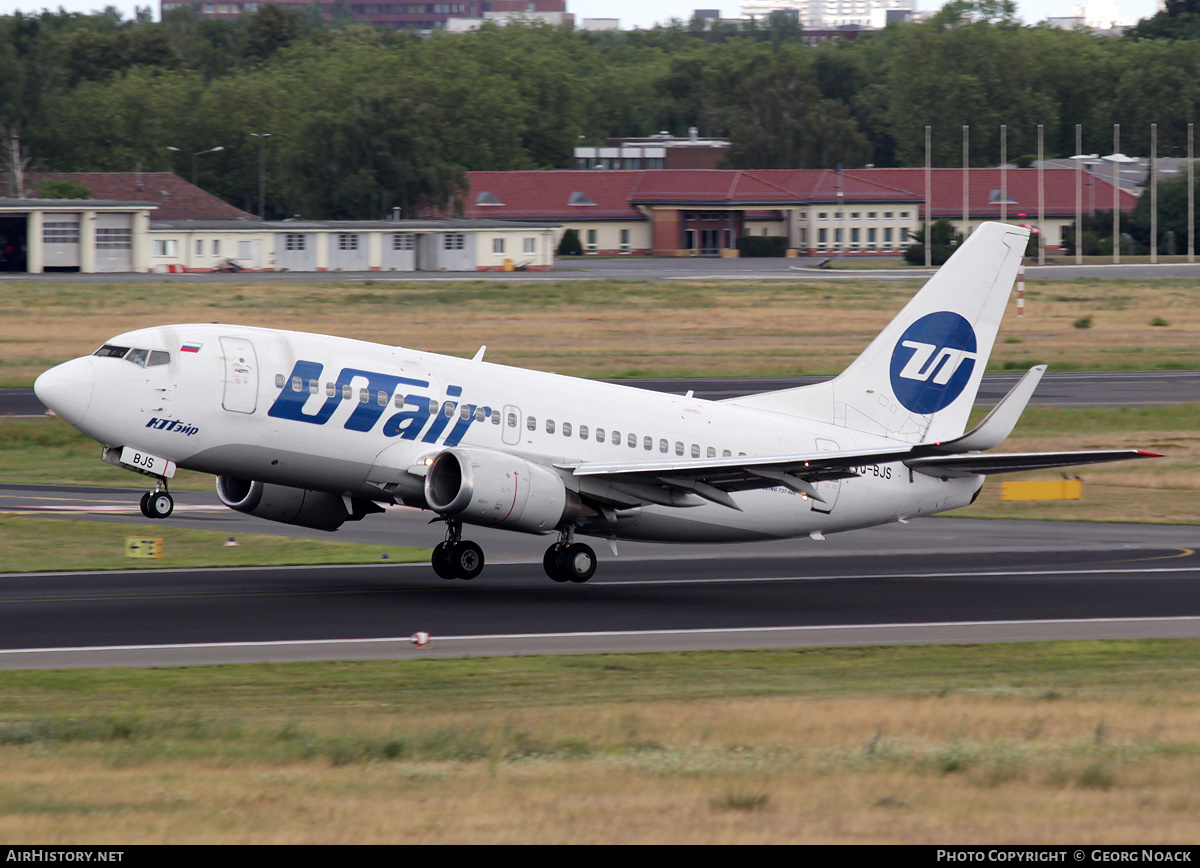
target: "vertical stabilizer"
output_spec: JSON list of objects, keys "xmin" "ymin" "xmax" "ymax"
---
[{"xmin": 726, "ymin": 222, "xmax": 1030, "ymax": 444}]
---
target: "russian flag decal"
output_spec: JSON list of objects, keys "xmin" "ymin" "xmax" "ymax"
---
[{"xmin": 181, "ymin": 343, "xmax": 202, "ymax": 353}]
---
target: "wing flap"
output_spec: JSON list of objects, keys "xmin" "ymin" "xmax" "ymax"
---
[{"xmin": 906, "ymin": 450, "xmax": 1161, "ymax": 478}]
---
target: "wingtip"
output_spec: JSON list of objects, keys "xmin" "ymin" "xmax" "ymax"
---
[{"xmin": 1137, "ymin": 450, "xmax": 1165, "ymax": 458}]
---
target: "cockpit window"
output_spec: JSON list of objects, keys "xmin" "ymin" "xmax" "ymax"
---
[{"xmin": 92, "ymin": 345, "xmax": 170, "ymax": 367}]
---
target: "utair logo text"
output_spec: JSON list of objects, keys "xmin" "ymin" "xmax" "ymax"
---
[
  {"xmin": 267, "ymin": 361, "xmax": 485, "ymax": 447},
  {"xmin": 888, "ymin": 311, "xmax": 978, "ymax": 414}
]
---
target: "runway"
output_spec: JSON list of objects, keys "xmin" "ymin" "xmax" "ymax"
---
[{"xmin": 2, "ymin": 481, "xmax": 1198, "ymax": 668}]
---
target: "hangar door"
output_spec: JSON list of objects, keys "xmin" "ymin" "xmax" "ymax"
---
[
  {"xmin": 43, "ymin": 213, "xmax": 80, "ymax": 270},
  {"xmin": 327, "ymin": 232, "xmax": 368, "ymax": 271},
  {"xmin": 380, "ymin": 233, "xmax": 416, "ymax": 271},
  {"xmin": 275, "ymin": 233, "xmax": 315, "ymax": 271},
  {"xmin": 95, "ymin": 214, "xmax": 133, "ymax": 272}
]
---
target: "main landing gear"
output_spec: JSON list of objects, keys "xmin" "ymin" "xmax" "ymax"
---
[
  {"xmin": 542, "ymin": 529, "xmax": 596, "ymax": 584},
  {"xmin": 138, "ymin": 481, "xmax": 174, "ymax": 519},
  {"xmin": 428, "ymin": 522, "xmax": 598, "ymax": 583},
  {"xmin": 431, "ymin": 519, "xmax": 485, "ymax": 581}
]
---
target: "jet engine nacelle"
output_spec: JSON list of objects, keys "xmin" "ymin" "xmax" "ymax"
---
[
  {"xmin": 424, "ymin": 447, "xmax": 585, "ymax": 534},
  {"xmin": 216, "ymin": 476, "xmax": 352, "ymax": 532}
]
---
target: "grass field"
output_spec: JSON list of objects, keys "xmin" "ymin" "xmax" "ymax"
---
[
  {"xmin": 3, "ymin": 275, "xmax": 1200, "ymax": 385},
  {"xmin": 1, "ymin": 643, "xmax": 1199, "ymax": 843}
]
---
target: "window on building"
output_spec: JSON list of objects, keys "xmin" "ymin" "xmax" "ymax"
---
[
  {"xmin": 493, "ymin": 238, "xmax": 504, "ymax": 254},
  {"xmin": 153, "ymin": 239, "xmax": 178, "ymax": 257},
  {"xmin": 393, "ymin": 233, "xmax": 415, "ymax": 250},
  {"xmin": 523, "ymin": 237, "xmax": 535, "ymax": 254},
  {"xmin": 44, "ymin": 222, "xmax": 79, "ymax": 244},
  {"xmin": 195, "ymin": 239, "xmax": 204, "ymax": 257},
  {"xmin": 285, "ymin": 234, "xmax": 306, "ymax": 251},
  {"xmin": 444, "ymin": 233, "xmax": 465, "ymax": 250}
]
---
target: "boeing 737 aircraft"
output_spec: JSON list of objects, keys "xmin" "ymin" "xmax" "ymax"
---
[{"xmin": 35, "ymin": 222, "xmax": 1156, "ymax": 582}]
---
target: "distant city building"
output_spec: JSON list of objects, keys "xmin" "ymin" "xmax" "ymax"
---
[
  {"xmin": 574, "ymin": 131, "xmax": 731, "ymax": 171},
  {"xmin": 740, "ymin": 0, "xmax": 912, "ymax": 29},
  {"xmin": 161, "ymin": 1, "xmax": 571, "ymax": 31}
]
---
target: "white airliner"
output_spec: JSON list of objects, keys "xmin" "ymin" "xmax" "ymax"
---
[{"xmin": 34, "ymin": 222, "xmax": 1155, "ymax": 582}]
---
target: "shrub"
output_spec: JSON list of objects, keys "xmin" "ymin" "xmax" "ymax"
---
[
  {"xmin": 556, "ymin": 228, "xmax": 582, "ymax": 256},
  {"xmin": 735, "ymin": 235, "xmax": 789, "ymax": 257}
]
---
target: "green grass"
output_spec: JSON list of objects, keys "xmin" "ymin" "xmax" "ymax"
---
[
  {"xmin": 1, "ymin": 640, "xmax": 1198, "ymax": 717},
  {"xmin": 0, "ymin": 515, "xmax": 426, "ymax": 572}
]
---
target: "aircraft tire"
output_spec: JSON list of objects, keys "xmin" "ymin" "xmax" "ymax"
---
[
  {"xmin": 139, "ymin": 492, "xmax": 155, "ymax": 519},
  {"xmin": 148, "ymin": 492, "xmax": 173, "ymax": 519},
  {"xmin": 431, "ymin": 542, "xmax": 458, "ymax": 580},
  {"xmin": 450, "ymin": 540, "xmax": 485, "ymax": 580},
  {"xmin": 556, "ymin": 543, "xmax": 596, "ymax": 584},
  {"xmin": 543, "ymin": 544, "xmax": 569, "ymax": 582}
]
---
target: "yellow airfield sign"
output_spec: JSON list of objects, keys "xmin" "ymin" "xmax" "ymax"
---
[{"xmin": 125, "ymin": 537, "xmax": 163, "ymax": 559}]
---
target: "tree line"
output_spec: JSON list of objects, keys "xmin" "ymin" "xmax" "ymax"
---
[{"xmin": 2, "ymin": 1, "xmax": 1200, "ymax": 224}]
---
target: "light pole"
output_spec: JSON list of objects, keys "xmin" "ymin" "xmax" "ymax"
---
[
  {"xmin": 250, "ymin": 133, "xmax": 271, "ymax": 220},
  {"xmin": 167, "ymin": 145, "xmax": 225, "ymax": 187}
]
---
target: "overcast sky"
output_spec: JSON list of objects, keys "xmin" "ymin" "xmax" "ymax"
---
[{"xmin": 0, "ymin": 1, "xmax": 1163, "ymax": 28}]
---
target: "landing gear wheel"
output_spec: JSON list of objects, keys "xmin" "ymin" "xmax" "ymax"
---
[
  {"xmin": 431, "ymin": 541, "xmax": 458, "ymax": 580},
  {"xmin": 555, "ymin": 542, "xmax": 596, "ymax": 583},
  {"xmin": 146, "ymin": 491, "xmax": 173, "ymax": 519},
  {"xmin": 448, "ymin": 540, "xmax": 484, "ymax": 580},
  {"xmin": 543, "ymin": 544, "xmax": 569, "ymax": 582}
]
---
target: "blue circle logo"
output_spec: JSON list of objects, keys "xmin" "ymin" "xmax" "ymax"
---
[{"xmin": 889, "ymin": 312, "xmax": 978, "ymax": 414}]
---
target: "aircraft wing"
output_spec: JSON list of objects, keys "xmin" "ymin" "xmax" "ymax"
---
[
  {"xmin": 904, "ymin": 450, "xmax": 1161, "ymax": 479},
  {"xmin": 560, "ymin": 446, "xmax": 914, "ymax": 510},
  {"xmin": 561, "ymin": 446, "xmax": 1160, "ymax": 511}
]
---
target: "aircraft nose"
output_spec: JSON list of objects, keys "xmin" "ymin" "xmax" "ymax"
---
[{"xmin": 34, "ymin": 357, "xmax": 95, "ymax": 427}]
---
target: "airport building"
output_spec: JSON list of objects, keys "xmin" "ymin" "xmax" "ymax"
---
[
  {"xmin": 0, "ymin": 172, "xmax": 557, "ymax": 274},
  {"xmin": 461, "ymin": 167, "xmax": 1139, "ymax": 257}
]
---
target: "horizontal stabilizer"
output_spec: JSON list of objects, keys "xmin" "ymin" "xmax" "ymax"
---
[{"xmin": 905, "ymin": 449, "xmax": 1161, "ymax": 479}]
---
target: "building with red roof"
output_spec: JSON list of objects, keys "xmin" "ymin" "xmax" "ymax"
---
[{"xmin": 464, "ymin": 167, "xmax": 1138, "ymax": 256}]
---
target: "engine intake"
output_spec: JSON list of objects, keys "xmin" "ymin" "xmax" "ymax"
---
[
  {"xmin": 216, "ymin": 476, "xmax": 375, "ymax": 532},
  {"xmin": 424, "ymin": 448, "xmax": 586, "ymax": 534}
]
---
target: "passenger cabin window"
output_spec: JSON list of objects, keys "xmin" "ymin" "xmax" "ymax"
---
[
  {"xmin": 643, "ymin": 436, "xmax": 652, "ymax": 451},
  {"xmin": 444, "ymin": 402, "xmax": 455, "ymax": 417},
  {"xmin": 460, "ymin": 404, "xmax": 471, "ymax": 420},
  {"xmin": 342, "ymin": 385, "xmax": 352, "ymax": 400},
  {"xmin": 611, "ymin": 430, "xmax": 620, "ymax": 445},
  {"xmin": 546, "ymin": 419, "xmax": 556, "ymax": 434},
  {"xmin": 429, "ymin": 399, "xmax": 439, "ymax": 414},
  {"xmin": 627, "ymin": 433, "xmax": 636, "ymax": 448},
  {"xmin": 562, "ymin": 422, "xmax": 572, "ymax": 437},
  {"xmin": 527, "ymin": 416, "xmax": 536, "ymax": 431},
  {"xmin": 659, "ymin": 439, "xmax": 668, "ymax": 454},
  {"xmin": 675, "ymin": 442, "xmax": 684, "ymax": 456},
  {"xmin": 292, "ymin": 377, "xmax": 303, "ymax": 392},
  {"xmin": 377, "ymin": 390, "xmax": 387, "ymax": 406},
  {"xmin": 359, "ymin": 388, "xmax": 369, "ymax": 404},
  {"xmin": 579, "ymin": 425, "xmax": 589, "ymax": 440},
  {"xmin": 310, "ymin": 380, "xmax": 320, "ymax": 395},
  {"xmin": 707, "ymin": 447, "xmax": 716, "ymax": 458},
  {"xmin": 275, "ymin": 374, "xmax": 285, "ymax": 388},
  {"xmin": 691, "ymin": 444, "xmax": 700, "ymax": 458},
  {"xmin": 507, "ymin": 413, "xmax": 517, "ymax": 428},
  {"xmin": 476, "ymin": 407, "xmax": 487, "ymax": 422},
  {"xmin": 596, "ymin": 428, "xmax": 605, "ymax": 443}
]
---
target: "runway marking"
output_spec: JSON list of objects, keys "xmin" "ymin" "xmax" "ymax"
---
[
  {"xmin": 4, "ymin": 615, "xmax": 1200, "ymax": 658},
  {"xmin": 2, "ymin": 558, "xmax": 1199, "ymax": 604}
]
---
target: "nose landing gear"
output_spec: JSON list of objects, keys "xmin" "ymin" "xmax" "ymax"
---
[{"xmin": 139, "ymin": 482, "xmax": 174, "ymax": 519}]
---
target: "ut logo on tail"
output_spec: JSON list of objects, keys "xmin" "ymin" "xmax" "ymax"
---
[{"xmin": 889, "ymin": 311, "xmax": 978, "ymax": 414}]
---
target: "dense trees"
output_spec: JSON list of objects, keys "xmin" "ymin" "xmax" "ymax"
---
[{"xmin": 1, "ymin": 4, "xmax": 1198, "ymax": 219}]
